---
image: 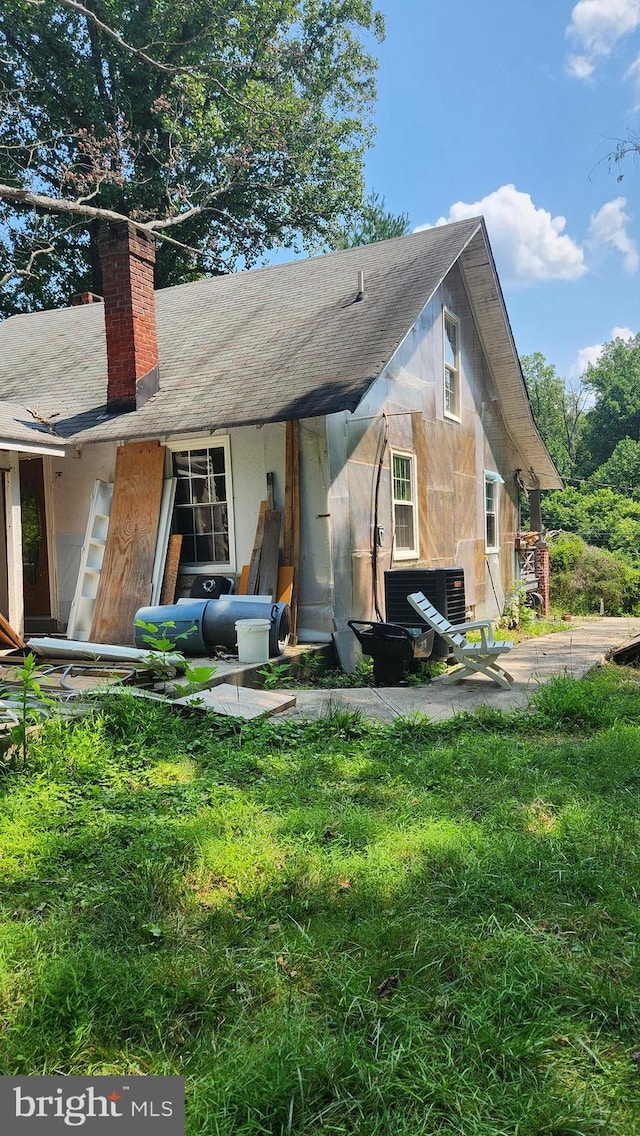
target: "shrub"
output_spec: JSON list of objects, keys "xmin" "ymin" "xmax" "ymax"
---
[
  {"xmin": 547, "ymin": 532, "xmax": 585, "ymax": 573},
  {"xmin": 549, "ymin": 535, "xmax": 640, "ymax": 614}
]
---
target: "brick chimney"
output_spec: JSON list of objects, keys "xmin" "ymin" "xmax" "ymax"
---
[
  {"xmin": 71, "ymin": 291, "xmax": 103, "ymax": 305},
  {"xmin": 97, "ymin": 222, "xmax": 159, "ymax": 412}
]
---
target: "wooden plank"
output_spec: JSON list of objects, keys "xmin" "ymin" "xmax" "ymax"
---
[
  {"xmin": 266, "ymin": 471, "xmax": 275, "ymax": 510},
  {"xmin": 238, "ymin": 564, "xmax": 250, "ymax": 594},
  {"xmin": 90, "ymin": 441, "xmax": 166, "ymax": 644},
  {"xmin": 0, "ymin": 611, "xmax": 25, "ymax": 649},
  {"xmin": 247, "ymin": 500, "xmax": 268, "ymax": 594},
  {"xmin": 257, "ymin": 510, "xmax": 281, "ymax": 599},
  {"xmin": 175, "ymin": 683, "xmax": 296, "ymax": 720},
  {"xmin": 160, "ymin": 534, "xmax": 183, "ymax": 605},
  {"xmin": 276, "ymin": 565, "xmax": 294, "ymax": 606}
]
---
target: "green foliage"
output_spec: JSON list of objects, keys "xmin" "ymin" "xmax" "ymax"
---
[
  {"xmin": 1, "ymin": 669, "xmax": 640, "ymax": 1130},
  {"xmin": 543, "ymin": 486, "xmax": 640, "ymax": 562},
  {"xmin": 547, "ymin": 531, "xmax": 584, "ymax": 573},
  {"xmin": 258, "ymin": 660, "xmax": 294, "ymax": 690},
  {"xmin": 260, "ymin": 652, "xmax": 376, "ymax": 689},
  {"xmin": 520, "ymin": 352, "xmax": 586, "ymax": 478},
  {"xmin": 0, "ymin": 0, "xmax": 384, "ymax": 313},
  {"xmin": 0, "ymin": 653, "xmax": 56, "ymax": 769},
  {"xmin": 548, "ymin": 534, "xmax": 640, "ymax": 615},
  {"xmin": 330, "ymin": 190, "xmax": 410, "ymax": 249},
  {"xmin": 134, "ymin": 618, "xmax": 215, "ymax": 695},
  {"xmin": 578, "ymin": 333, "xmax": 640, "ymax": 473},
  {"xmin": 589, "ymin": 436, "xmax": 640, "ymax": 498}
]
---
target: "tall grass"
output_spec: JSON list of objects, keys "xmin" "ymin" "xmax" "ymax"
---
[{"xmin": 0, "ymin": 668, "xmax": 639, "ymax": 1133}]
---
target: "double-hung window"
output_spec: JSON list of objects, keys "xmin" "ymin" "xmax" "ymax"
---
[
  {"xmin": 484, "ymin": 470, "xmax": 503, "ymax": 552},
  {"xmin": 443, "ymin": 309, "xmax": 460, "ymax": 420},
  {"xmin": 392, "ymin": 450, "xmax": 418, "ymax": 559},
  {"xmin": 171, "ymin": 439, "xmax": 235, "ymax": 571}
]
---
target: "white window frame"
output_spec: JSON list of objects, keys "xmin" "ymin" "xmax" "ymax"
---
[
  {"xmin": 391, "ymin": 449, "xmax": 419, "ymax": 560},
  {"xmin": 485, "ymin": 474, "xmax": 500, "ymax": 553},
  {"xmin": 166, "ymin": 436, "xmax": 236, "ymax": 572},
  {"xmin": 443, "ymin": 307, "xmax": 461, "ymax": 422}
]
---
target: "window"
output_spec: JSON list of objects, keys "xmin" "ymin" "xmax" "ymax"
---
[
  {"xmin": 171, "ymin": 439, "xmax": 235, "ymax": 570},
  {"xmin": 392, "ymin": 451, "xmax": 418, "ymax": 559},
  {"xmin": 485, "ymin": 470, "xmax": 503, "ymax": 551},
  {"xmin": 443, "ymin": 309, "xmax": 460, "ymax": 420}
]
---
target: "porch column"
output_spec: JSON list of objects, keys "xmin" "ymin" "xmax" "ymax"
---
[
  {"xmin": 5, "ymin": 453, "xmax": 23, "ymax": 634},
  {"xmin": 529, "ymin": 488, "xmax": 542, "ymax": 534}
]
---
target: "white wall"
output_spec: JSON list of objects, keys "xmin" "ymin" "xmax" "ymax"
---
[{"xmin": 48, "ymin": 442, "xmax": 117, "ymax": 624}]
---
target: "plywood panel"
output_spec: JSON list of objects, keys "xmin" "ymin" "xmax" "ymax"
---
[
  {"xmin": 160, "ymin": 534, "xmax": 182, "ymax": 605},
  {"xmin": 90, "ymin": 441, "xmax": 166, "ymax": 644},
  {"xmin": 176, "ymin": 683, "xmax": 296, "ymax": 719},
  {"xmin": 425, "ymin": 488, "xmax": 455, "ymax": 561}
]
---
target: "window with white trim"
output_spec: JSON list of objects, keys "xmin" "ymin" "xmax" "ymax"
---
[
  {"xmin": 171, "ymin": 439, "xmax": 235, "ymax": 570},
  {"xmin": 443, "ymin": 309, "xmax": 460, "ymax": 420},
  {"xmin": 485, "ymin": 473, "xmax": 500, "ymax": 551},
  {"xmin": 392, "ymin": 450, "xmax": 418, "ymax": 559}
]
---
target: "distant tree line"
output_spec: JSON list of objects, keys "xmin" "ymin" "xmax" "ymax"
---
[{"xmin": 522, "ymin": 335, "xmax": 640, "ymax": 612}]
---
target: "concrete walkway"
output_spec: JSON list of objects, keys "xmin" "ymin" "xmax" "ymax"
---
[{"xmin": 281, "ymin": 617, "xmax": 640, "ymax": 725}]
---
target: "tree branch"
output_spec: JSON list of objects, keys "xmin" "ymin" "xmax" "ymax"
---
[{"xmin": 0, "ymin": 182, "xmax": 232, "ymax": 263}]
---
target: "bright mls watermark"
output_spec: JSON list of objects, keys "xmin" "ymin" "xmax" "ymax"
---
[{"xmin": 0, "ymin": 1077, "xmax": 184, "ymax": 1134}]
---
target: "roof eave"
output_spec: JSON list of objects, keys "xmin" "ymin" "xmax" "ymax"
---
[{"xmin": 459, "ymin": 223, "xmax": 563, "ymax": 491}]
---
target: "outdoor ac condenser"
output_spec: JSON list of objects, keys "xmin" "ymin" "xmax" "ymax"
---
[{"xmin": 384, "ymin": 568, "xmax": 466, "ymax": 659}]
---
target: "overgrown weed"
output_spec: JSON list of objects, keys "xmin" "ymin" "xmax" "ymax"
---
[{"xmin": 0, "ymin": 667, "xmax": 639, "ymax": 1132}]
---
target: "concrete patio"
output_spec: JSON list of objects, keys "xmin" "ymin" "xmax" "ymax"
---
[{"xmin": 279, "ymin": 617, "xmax": 640, "ymax": 725}]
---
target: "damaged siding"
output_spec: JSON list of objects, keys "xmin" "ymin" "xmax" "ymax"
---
[{"xmin": 328, "ymin": 264, "xmax": 522, "ymax": 627}]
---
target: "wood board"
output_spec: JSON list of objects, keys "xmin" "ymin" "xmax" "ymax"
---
[
  {"xmin": 257, "ymin": 510, "xmax": 281, "ymax": 599},
  {"xmin": 239, "ymin": 563, "xmax": 293, "ymax": 605},
  {"xmin": 247, "ymin": 500, "xmax": 268, "ymax": 594},
  {"xmin": 174, "ymin": 682, "xmax": 296, "ymax": 720},
  {"xmin": 0, "ymin": 611, "xmax": 25, "ymax": 650},
  {"xmin": 160, "ymin": 534, "xmax": 183, "ymax": 605},
  {"xmin": 89, "ymin": 441, "xmax": 166, "ymax": 644}
]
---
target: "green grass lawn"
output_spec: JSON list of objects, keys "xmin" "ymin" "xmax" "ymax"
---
[{"xmin": 1, "ymin": 667, "xmax": 639, "ymax": 1134}]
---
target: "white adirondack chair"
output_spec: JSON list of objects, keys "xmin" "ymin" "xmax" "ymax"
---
[{"xmin": 407, "ymin": 592, "xmax": 514, "ymax": 690}]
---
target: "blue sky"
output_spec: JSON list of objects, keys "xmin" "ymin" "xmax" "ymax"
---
[{"xmin": 361, "ymin": 0, "xmax": 640, "ymax": 381}]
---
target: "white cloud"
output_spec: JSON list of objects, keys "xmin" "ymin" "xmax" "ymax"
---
[
  {"xmin": 588, "ymin": 197, "xmax": 639, "ymax": 272},
  {"xmin": 566, "ymin": 53, "xmax": 596, "ymax": 79},
  {"xmin": 571, "ymin": 326, "xmax": 636, "ymax": 377},
  {"xmin": 566, "ymin": 0, "xmax": 640, "ymax": 78},
  {"xmin": 415, "ymin": 185, "xmax": 586, "ymax": 283}
]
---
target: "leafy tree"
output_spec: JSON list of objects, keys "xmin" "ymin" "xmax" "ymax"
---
[
  {"xmin": 543, "ymin": 485, "xmax": 640, "ymax": 564},
  {"xmin": 577, "ymin": 333, "xmax": 640, "ymax": 473},
  {"xmin": 0, "ymin": 0, "xmax": 384, "ymax": 314},
  {"xmin": 588, "ymin": 437, "xmax": 640, "ymax": 499},
  {"xmin": 330, "ymin": 190, "xmax": 410, "ymax": 249},
  {"xmin": 520, "ymin": 352, "xmax": 586, "ymax": 478}
]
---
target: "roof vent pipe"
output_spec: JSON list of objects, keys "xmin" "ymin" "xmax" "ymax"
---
[{"xmin": 354, "ymin": 270, "xmax": 365, "ymax": 303}]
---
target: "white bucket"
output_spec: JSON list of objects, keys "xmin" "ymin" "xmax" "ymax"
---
[{"xmin": 235, "ymin": 618, "xmax": 271, "ymax": 664}]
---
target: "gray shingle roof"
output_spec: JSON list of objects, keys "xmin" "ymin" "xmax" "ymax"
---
[
  {"xmin": 0, "ymin": 401, "xmax": 67, "ymax": 454},
  {"xmin": 0, "ymin": 218, "xmax": 561, "ymax": 486}
]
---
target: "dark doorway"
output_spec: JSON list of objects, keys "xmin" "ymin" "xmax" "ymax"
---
[{"xmin": 20, "ymin": 457, "xmax": 52, "ymax": 629}]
